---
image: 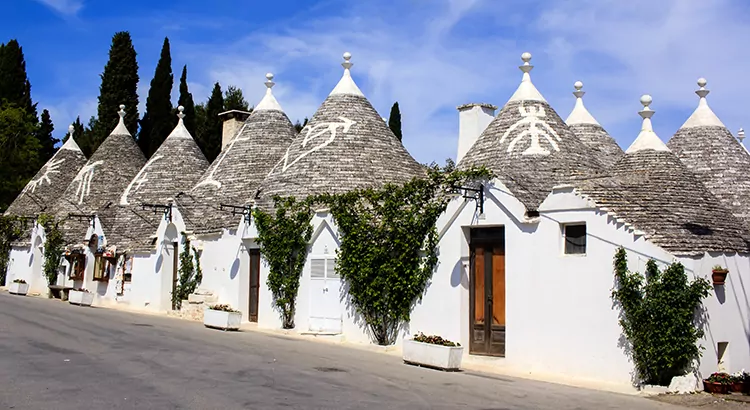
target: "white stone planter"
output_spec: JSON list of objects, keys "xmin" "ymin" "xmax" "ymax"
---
[
  {"xmin": 9, "ymin": 282, "xmax": 29, "ymax": 296},
  {"xmin": 403, "ymin": 339, "xmax": 464, "ymax": 371},
  {"xmin": 203, "ymin": 308, "xmax": 242, "ymax": 331},
  {"xmin": 68, "ymin": 290, "xmax": 94, "ymax": 306}
]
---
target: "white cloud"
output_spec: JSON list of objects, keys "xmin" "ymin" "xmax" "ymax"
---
[{"xmin": 33, "ymin": 0, "xmax": 83, "ymax": 16}]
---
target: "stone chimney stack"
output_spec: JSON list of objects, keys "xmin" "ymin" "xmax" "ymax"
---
[
  {"xmin": 218, "ymin": 110, "xmax": 252, "ymax": 150},
  {"xmin": 456, "ymin": 103, "xmax": 497, "ymax": 163}
]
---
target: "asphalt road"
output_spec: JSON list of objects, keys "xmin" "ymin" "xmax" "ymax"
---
[{"xmin": 0, "ymin": 292, "xmax": 683, "ymax": 410}]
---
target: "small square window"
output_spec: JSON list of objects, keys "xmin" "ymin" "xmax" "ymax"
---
[
  {"xmin": 564, "ymin": 224, "xmax": 587, "ymax": 255},
  {"xmin": 93, "ymin": 255, "xmax": 109, "ymax": 281}
]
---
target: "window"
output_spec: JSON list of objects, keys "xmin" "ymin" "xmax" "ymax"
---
[
  {"xmin": 70, "ymin": 255, "xmax": 85, "ymax": 280},
  {"xmin": 310, "ymin": 258, "xmax": 338, "ymax": 279},
  {"xmin": 123, "ymin": 257, "xmax": 133, "ymax": 283},
  {"xmin": 564, "ymin": 224, "xmax": 587, "ymax": 255},
  {"xmin": 93, "ymin": 255, "xmax": 108, "ymax": 281}
]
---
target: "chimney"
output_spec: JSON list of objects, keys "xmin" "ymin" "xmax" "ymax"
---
[
  {"xmin": 456, "ymin": 103, "xmax": 497, "ymax": 163},
  {"xmin": 218, "ymin": 110, "xmax": 252, "ymax": 150}
]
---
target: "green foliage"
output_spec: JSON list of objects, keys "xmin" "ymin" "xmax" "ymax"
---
[
  {"xmin": 177, "ymin": 65, "xmax": 197, "ymax": 138},
  {"xmin": 253, "ymin": 196, "xmax": 314, "ymax": 329},
  {"xmin": 611, "ymin": 247, "xmax": 712, "ymax": 386},
  {"xmin": 0, "ymin": 39, "xmax": 35, "ymax": 116},
  {"xmin": 0, "ymin": 104, "xmax": 41, "ymax": 211},
  {"xmin": 293, "ymin": 118, "xmax": 309, "ymax": 133},
  {"xmin": 388, "ymin": 102, "xmax": 402, "ymax": 142},
  {"xmin": 195, "ymin": 82, "xmax": 224, "ymax": 162},
  {"xmin": 172, "ymin": 233, "xmax": 203, "ymax": 310},
  {"xmin": 0, "ymin": 214, "xmax": 23, "ymax": 285},
  {"xmin": 413, "ymin": 332, "xmax": 460, "ymax": 347},
  {"xmin": 315, "ymin": 160, "xmax": 492, "ymax": 345},
  {"xmin": 223, "ymin": 85, "xmax": 250, "ymax": 112},
  {"xmin": 88, "ymin": 31, "xmax": 139, "ymax": 153},
  {"xmin": 209, "ymin": 304, "xmax": 239, "ymax": 313},
  {"xmin": 38, "ymin": 214, "xmax": 65, "ymax": 286},
  {"xmin": 61, "ymin": 116, "xmax": 84, "ymax": 144},
  {"xmin": 139, "ymin": 37, "xmax": 174, "ymax": 158},
  {"xmin": 37, "ymin": 109, "xmax": 57, "ymax": 162}
]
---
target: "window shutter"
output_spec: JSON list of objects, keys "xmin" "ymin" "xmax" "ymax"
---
[
  {"xmin": 311, "ymin": 259, "xmax": 325, "ymax": 278},
  {"xmin": 327, "ymin": 259, "xmax": 339, "ymax": 279}
]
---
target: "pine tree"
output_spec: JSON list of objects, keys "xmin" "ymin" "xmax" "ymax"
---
[
  {"xmin": 223, "ymin": 85, "xmax": 249, "ymax": 112},
  {"xmin": 37, "ymin": 109, "xmax": 57, "ymax": 160},
  {"xmin": 89, "ymin": 31, "xmax": 139, "ymax": 153},
  {"xmin": 293, "ymin": 118, "xmax": 309, "ymax": 133},
  {"xmin": 0, "ymin": 39, "xmax": 36, "ymax": 116},
  {"xmin": 388, "ymin": 102, "xmax": 402, "ymax": 142},
  {"xmin": 139, "ymin": 37, "xmax": 174, "ymax": 158},
  {"xmin": 195, "ymin": 83, "xmax": 224, "ymax": 162},
  {"xmin": 177, "ymin": 65, "xmax": 196, "ymax": 137}
]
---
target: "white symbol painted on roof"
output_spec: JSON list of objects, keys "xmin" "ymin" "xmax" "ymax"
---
[
  {"xmin": 22, "ymin": 158, "xmax": 66, "ymax": 194},
  {"xmin": 72, "ymin": 160, "xmax": 104, "ymax": 204},
  {"xmin": 500, "ymin": 105, "xmax": 561, "ymax": 156},
  {"xmin": 194, "ymin": 123, "xmax": 251, "ymax": 190},
  {"xmin": 275, "ymin": 117, "xmax": 356, "ymax": 174},
  {"xmin": 120, "ymin": 155, "xmax": 164, "ymax": 205}
]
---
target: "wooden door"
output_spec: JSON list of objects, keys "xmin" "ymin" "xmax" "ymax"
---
[
  {"xmin": 248, "ymin": 249, "xmax": 261, "ymax": 322},
  {"xmin": 171, "ymin": 242, "xmax": 179, "ymax": 310},
  {"xmin": 470, "ymin": 227, "xmax": 506, "ymax": 356}
]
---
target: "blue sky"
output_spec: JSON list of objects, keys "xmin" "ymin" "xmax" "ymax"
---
[{"xmin": 2, "ymin": 0, "xmax": 749, "ymax": 164}]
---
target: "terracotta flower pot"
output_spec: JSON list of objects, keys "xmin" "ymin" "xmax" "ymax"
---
[
  {"xmin": 712, "ymin": 269, "xmax": 729, "ymax": 286},
  {"xmin": 731, "ymin": 382, "xmax": 745, "ymax": 393},
  {"xmin": 704, "ymin": 380, "xmax": 730, "ymax": 394}
]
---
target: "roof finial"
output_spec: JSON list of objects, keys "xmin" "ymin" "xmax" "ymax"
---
[
  {"xmin": 625, "ymin": 94, "xmax": 670, "ymax": 153},
  {"xmin": 68, "ymin": 124, "xmax": 74, "ymax": 135},
  {"xmin": 177, "ymin": 105, "xmax": 185, "ymax": 120},
  {"xmin": 265, "ymin": 73, "xmax": 275, "ymax": 89},
  {"xmin": 639, "ymin": 94, "xmax": 654, "ymax": 128},
  {"xmin": 565, "ymin": 80, "xmax": 600, "ymax": 125},
  {"xmin": 739, "ymin": 128, "xmax": 746, "ymax": 143},
  {"xmin": 255, "ymin": 72, "xmax": 284, "ymax": 111},
  {"xmin": 118, "ymin": 104, "xmax": 126, "ymax": 118},
  {"xmin": 342, "ymin": 52, "xmax": 353, "ymax": 70},
  {"xmin": 329, "ymin": 51, "xmax": 364, "ymax": 97},
  {"xmin": 680, "ymin": 77, "xmax": 725, "ymax": 128},
  {"xmin": 110, "ymin": 104, "xmax": 131, "ymax": 136},
  {"xmin": 508, "ymin": 52, "xmax": 546, "ymax": 103},
  {"xmin": 696, "ymin": 77, "xmax": 710, "ymax": 99},
  {"xmin": 519, "ymin": 52, "xmax": 533, "ymax": 78},
  {"xmin": 573, "ymin": 81, "xmax": 585, "ymax": 98}
]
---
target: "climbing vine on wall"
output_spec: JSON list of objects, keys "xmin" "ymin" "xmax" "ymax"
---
[
  {"xmin": 253, "ymin": 196, "xmax": 314, "ymax": 329},
  {"xmin": 38, "ymin": 213, "xmax": 65, "ymax": 286},
  {"xmin": 0, "ymin": 215, "xmax": 23, "ymax": 285},
  {"xmin": 611, "ymin": 247, "xmax": 712, "ymax": 386},
  {"xmin": 172, "ymin": 233, "xmax": 203, "ymax": 310},
  {"xmin": 315, "ymin": 160, "xmax": 492, "ymax": 345}
]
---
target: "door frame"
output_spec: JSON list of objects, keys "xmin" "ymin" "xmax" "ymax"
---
[
  {"xmin": 248, "ymin": 248, "xmax": 261, "ymax": 322},
  {"xmin": 468, "ymin": 226, "xmax": 506, "ymax": 357},
  {"xmin": 171, "ymin": 242, "xmax": 179, "ymax": 310}
]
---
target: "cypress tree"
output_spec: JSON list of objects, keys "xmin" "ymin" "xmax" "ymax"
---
[
  {"xmin": 37, "ymin": 109, "xmax": 57, "ymax": 160},
  {"xmin": 89, "ymin": 31, "xmax": 139, "ymax": 152},
  {"xmin": 388, "ymin": 102, "xmax": 402, "ymax": 142},
  {"xmin": 0, "ymin": 39, "xmax": 35, "ymax": 116},
  {"xmin": 196, "ymin": 83, "xmax": 224, "ymax": 162},
  {"xmin": 0, "ymin": 105, "xmax": 40, "ymax": 210},
  {"xmin": 177, "ymin": 65, "xmax": 196, "ymax": 137},
  {"xmin": 223, "ymin": 85, "xmax": 249, "ymax": 112},
  {"xmin": 293, "ymin": 118, "xmax": 309, "ymax": 133},
  {"xmin": 139, "ymin": 37, "xmax": 174, "ymax": 157}
]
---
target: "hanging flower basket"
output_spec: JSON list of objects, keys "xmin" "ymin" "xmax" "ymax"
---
[{"xmin": 712, "ymin": 266, "xmax": 729, "ymax": 286}]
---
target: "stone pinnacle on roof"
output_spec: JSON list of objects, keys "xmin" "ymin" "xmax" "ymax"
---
[
  {"xmin": 112, "ymin": 104, "xmax": 131, "ymax": 135},
  {"xmin": 739, "ymin": 128, "xmax": 746, "ymax": 143},
  {"xmin": 508, "ymin": 52, "xmax": 547, "ymax": 103},
  {"xmin": 60, "ymin": 123, "xmax": 83, "ymax": 152},
  {"xmin": 329, "ymin": 52, "xmax": 365, "ymax": 97},
  {"xmin": 565, "ymin": 81, "xmax": 600, "ymax": 126},
  {"xmin": 625, "ymin": 95, "xmax": 669, "ymax": 154},
  {"xmin": 255, "ymin": 72, "xmax": 284, "ymax": 112},
  {"xmin": 681, "ymin": 78, "xmax": 725, "ymax": 129}
]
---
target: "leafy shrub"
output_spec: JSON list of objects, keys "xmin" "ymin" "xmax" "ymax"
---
[
  {"xmin": 209, "ymin": 304, "xmax": 239, "ymax": 313},
  {"xmin": 707, "ymin": 372, "xmax": 733, "ymax": 384},
  {"xmin": 612, "ymin": 247, "xmax": 711, "ymax": 386},
  {"xmin": 172, "ymin": 233, "xmax": 202, "ymax": 310},
  {"xmin": 12, "ymin": 278, "xmax": 26, "ymax": 284},
  {"xmin": 412, "ymin": 332, "xmax": 460, "ymax": 347}
]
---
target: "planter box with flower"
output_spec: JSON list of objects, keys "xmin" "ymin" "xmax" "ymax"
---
[
  {"xmin": 704, "ymin": 372, "xmax": 733, "ymax": 394},
  {"xmin": 731, "ymin": 371, "xmax": 750, "ymax": 393},
  {"xmin": 403, "ymin": 332, "xmax": 464, "ymax": 371},
  {"xmin": 68, "ymin": 288, "xmax": 94, "ymax": 306},
  {"xmin": 204, "ymin": 304, "xmax": 242, "ymax": 331},
  {"xmin": 9, "ymin": 279, "xmax": 29, "ymax": 296},
  {"xmin": 712, "ymin": 265, "xmax": 729, "ymax": 286}
]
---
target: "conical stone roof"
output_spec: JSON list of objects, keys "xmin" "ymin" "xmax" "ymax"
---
[
  {"xmin": 258, "ymin": 53, "xmax": 424, "ymax": 206},
  {"xmin": 574, "ymin": 96, "xmax": 750, "ymax": 256},
  {"xmin": 5, "ymin": 128, "xmax": 87, "ymax": 217},
  {"xmin": 565, "ymin": 81, "xmax": 623, "ymax": 167},
  {"xmin": 186, "ymin": 73, "xmax": 296, "ymax": 234},
  {"xmin": 459, "ymin": 53, "xmax": 603, "ymax": 211},
  {"xmin": 667, "ymin": 78, "xmax": 750, "ymax": 228},
  {"xmin": 53, "ymin": 106, "xmax": 147, "ymax": 247},
  {"xmin": 102, "ymin": 107, "xmax": 209, "ymax": 252}
]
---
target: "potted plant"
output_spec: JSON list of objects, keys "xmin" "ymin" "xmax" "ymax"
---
[
  {"xmin": 204, "ymin": 304, "xmax": 242, "ymax": 331},
  {"xmin": 731, "ymin": 370, "xmax": 750, "ymax": 393},
  {"xmin": 704, "ymin": 372, "xmax": 733, "ymax": 394},
  {"xmin": 712, "ymin": 265, "xmax": 729, "ymax": 286},
  {"xmin": 403, "ymin": 332, "xmax": 464, "ymax": 371},
  {"xmin": 9, "ymin": 279, "xmax": 29, "ymax": 296},
  {"xmin": 68, "ymin": 288, "xmax": 94, "ymax": 306}
]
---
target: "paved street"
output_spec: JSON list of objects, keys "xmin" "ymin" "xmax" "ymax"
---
[{"xmin": 0, "ymin": 292, "xmax": 683, "ymax": 410}]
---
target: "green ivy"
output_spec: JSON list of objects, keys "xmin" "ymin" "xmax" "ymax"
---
[
  {"xmin": 38, "ymin": 214, "xmax": 65, "ymax": 287},
  {"xmin": 0, "ymin": 215, "xmax": 23, "ymax": 285},
  {"xmin": 611, "ymin": 247, "xmax": 712, "ymax": 386},
  {"xmin": 172, "ymin": 233, "xmax": 203, "ymax": 310},
  {"xmin": 253, "ymin": 196, "xmax": 314, "ymax": 329},
  {"xmin": 315, "ymin": 160, "xmax": 492, "ymax": 345}
]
